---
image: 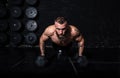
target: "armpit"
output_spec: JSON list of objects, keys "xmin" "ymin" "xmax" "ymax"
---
[{"xmin": 75, "ymin": 35, "xmax": 83, "ymax": 42}]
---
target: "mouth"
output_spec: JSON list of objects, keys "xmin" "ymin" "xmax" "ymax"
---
[
  {"xmin": 58, "ymin": 35, "xmax": 65, "ymax": 40},
  {"xmin": 58, "ymin": 34, "xmax": 64, "ymax": 37}
]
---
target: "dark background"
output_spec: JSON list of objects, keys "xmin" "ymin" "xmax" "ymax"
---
[
  {"xmin": 0, "ymin": 0, "xmax": 120, "ymax": 77},
  {"xmin": 0, "ymin": 0, "xmax": 120, "ymax": 48}
]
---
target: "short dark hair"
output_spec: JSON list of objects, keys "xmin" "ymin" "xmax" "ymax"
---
[{"xmin": 55, "ymin": 17, "xmax": 67, "ymax": 24}]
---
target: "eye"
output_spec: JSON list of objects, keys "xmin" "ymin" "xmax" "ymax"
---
[
  {"xmin": 56, "ymin": 28, "xmax": 60, "ymax": 30},
  {"xmin": 62, "ymin": 28, "xmax": 66, "ymax": 30}
]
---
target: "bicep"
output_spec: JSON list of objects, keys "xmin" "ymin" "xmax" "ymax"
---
[
  {"xmin": 40, "ymin": 27, "xmax": 51, "ymax": 42},
  {"xmin": 75, "ymin": 35, "xmax": 84, "ymax": 46},
  {"xmin": 73, "ymin": 27, "xmax": 84, "ymax": 46},
  {"xmin": 40, "ymin": 33, "xmax": 49, "ymax": 42}
]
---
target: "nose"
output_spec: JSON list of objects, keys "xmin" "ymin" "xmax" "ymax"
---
[{"xmin": 59, "ymin": 30, "xmax": 63, "ymax": 34}]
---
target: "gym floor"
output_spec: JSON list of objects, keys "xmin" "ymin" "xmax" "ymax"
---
[{"xmin": 0, "ymin": 47, "xmax": 120, "ymax": 77}]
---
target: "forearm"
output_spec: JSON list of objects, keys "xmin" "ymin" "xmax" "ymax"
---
[
  {"xmin": 78, "ymin": 38, "xmax": 84, "ymax": 56},
  {"xmin": 39, "ymin": 40, "xmax": 45, "ymax": 56},
  {"xmin": 78, "ymin": 46, "xmax": 84, "ymax": 56}
]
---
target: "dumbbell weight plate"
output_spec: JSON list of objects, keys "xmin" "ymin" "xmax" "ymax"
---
[
  {"xmin": 24, "ymin": 33, "xmax": 37, "ymax": 44},
  {"xmin": 9, "ymin": 19, "xmax": 22, "ymax": 31},
  {"xmin": 25, "ymin": 7, "xmax": 37, "ymax": 18},
  {"xmin": 10, "ymin": 6, "xmax": 22, "ymax": 18},
  {"xmin": 25, "ymin": 20, "xmax": 37, "ymax": 31},
  {"xmin": 25, "ymin": 0, "xmax": 37, "ymax": 5},
  {"xmin": 10, "ymin": 32, "xmax": 22, "ymax": 45}
]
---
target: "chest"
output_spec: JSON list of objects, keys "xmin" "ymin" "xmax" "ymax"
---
[{"xmin": 50, "ymin": 33, "xmax": 74, "ymax": 46}]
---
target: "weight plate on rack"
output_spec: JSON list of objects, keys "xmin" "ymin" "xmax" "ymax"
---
[
  {"xmin": 24, "ymin": 33, "xmax": 37, "ymax": 44},
  {"xmin": 25, "ymin": 0, "xmax": 37, "ymax": 5},
  {"xmin": 10, "ymin": 32, "xmax": 22, "ymax": 44},
  {"xmin": 25, "ymin": 20, "xmax": 37, "ymax": 31},
  {"xmin": 10, "ymin": 7, "xmax": 22, "ymax": 18},
  {"xmin": 25, "ymin": 7, "xmax": 37, "ymax": 18},
  {"xmin": 9, "ymin": 19, "xmax": 22, "ymax": 31}
]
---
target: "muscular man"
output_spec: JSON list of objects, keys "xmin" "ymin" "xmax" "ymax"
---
[{"xmin": 35, "ymin": 17, "xmax": 87, "ymax": 67}]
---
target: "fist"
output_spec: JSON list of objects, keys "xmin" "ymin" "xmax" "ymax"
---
[
  {"xmin": 76, "ymin": 56, "xmax": 88, "ymax": 67},
  {"xmin": 35, "ymin": 56, "xmax": 48, "ymax": 67}
]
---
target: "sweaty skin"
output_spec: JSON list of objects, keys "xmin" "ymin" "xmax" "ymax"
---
[{"xmin": 39, "ymin": 22, "xmax": 84, "ymax": 57}]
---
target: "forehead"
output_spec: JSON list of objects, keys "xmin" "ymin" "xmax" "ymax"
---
[{"xmin": 55, "ymin": 22, "xmax": 67, "ymax": 28}]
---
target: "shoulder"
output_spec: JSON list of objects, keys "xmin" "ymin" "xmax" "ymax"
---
[
  {"xmin": 70, "ymin": 25, "xmax": 84, "ymax": 41},
  {"xmin": 43, "ymin": 25, "xmax": 55, "ymax": 36},
  {"xmin": 70, "ymin": 25, "xmax": 81, "ymax": 36}
]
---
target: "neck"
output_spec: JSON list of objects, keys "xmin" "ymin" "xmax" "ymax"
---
[{"xmin": 56, "ymin": 27, "xmax": 71, "ymax": 41}]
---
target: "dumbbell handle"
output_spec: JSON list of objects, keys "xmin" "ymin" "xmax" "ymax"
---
[{"xmin": 57, "ymin": 50, "xmax": 62, "ymax": 59}]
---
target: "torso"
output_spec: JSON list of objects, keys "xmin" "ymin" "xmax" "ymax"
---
[{"xmin": 48, "ymin": 25, "xmax": 76, "ymax": 46}]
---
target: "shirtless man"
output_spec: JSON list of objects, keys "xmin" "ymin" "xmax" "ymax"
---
[{"xmin": 35, "ymin": 17, "xmax": 87, "ymax": 67}]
